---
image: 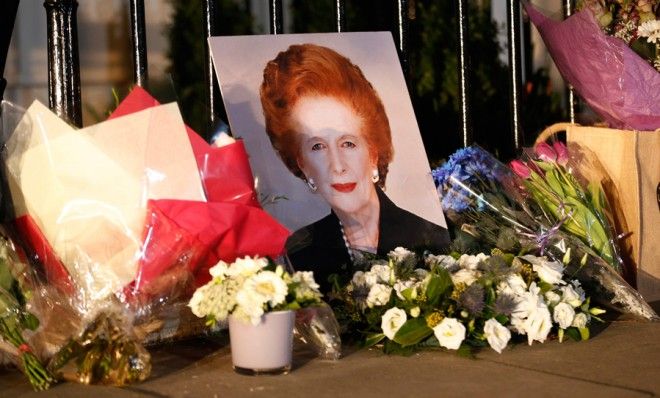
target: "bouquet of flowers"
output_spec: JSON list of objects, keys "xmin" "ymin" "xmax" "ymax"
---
[
  {"xmin": 523, "ymin": 1, "xmax": 660, "ymax": 130},
  {"xmin": 433, "ymin": 146, "xmax": 658, "ymax": 320},
  {"xmin": 577, "ymin": 0, "xmax": 659, "ymax": 71},
  {"xmin": 330, "ymin": 247, "xmax": 604, "ymax": 355},
  {"xmin": 188, "ymin": 256, "xmax": 323, "ymax": 326},
  {"xmin": 509, "ymin": 141, "xmax": 624, "ymax": 276},
  {"xmin": 0, "ymin": 229, "xmax": 55, "ymax": 390},
  {"xmin": 189, "ymin": 256, "xmax": 341, "ymax": 361},
  {"xmin": 0, "ymin": 88, "xmax": 290, "ymax": 388}
]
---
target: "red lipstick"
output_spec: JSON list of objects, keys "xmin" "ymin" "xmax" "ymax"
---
[{"xmin": 331, "ymin": 183, "xmax": 357, "ymax": 193}]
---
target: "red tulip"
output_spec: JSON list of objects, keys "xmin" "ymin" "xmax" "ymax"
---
[
  {"xmin": 535, "ymin": 142, "xmax": 557, "ymax": 163},
  {"xmin": 553, "ymin": 141, "xmax": 569, "ymax": 166},
  {"xmin": 510, "ymin": 160, "xmax": 531, "ymax": 179}
]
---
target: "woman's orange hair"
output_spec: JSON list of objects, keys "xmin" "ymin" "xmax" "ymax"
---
[{"xmin": 260, "ymin": 43, "xmax": 393, "ymax": 188}]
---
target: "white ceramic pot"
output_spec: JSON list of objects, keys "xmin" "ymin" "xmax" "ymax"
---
[{"xmin": 228, "ymin": 310, "xmax": 295, "ymax": 375}]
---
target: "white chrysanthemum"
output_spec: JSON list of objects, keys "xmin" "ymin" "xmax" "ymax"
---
[
  {"xmin": 638, "ymin": 20, "xmax": 660, "ymax": 44},
  {"xmin": 292, "ymin": 271, "xmax": 322, "ymax": 301},
  {"xmin": 235, "ymin": 288, "xmax": 266, "ymax": 325},
  {"xmin": 451, "ymin": 269, "xmax": 480, "ymax": 286},
  {"xmin": 458, "ymin": 253, "xmax": 489, "ymax": 270},
  {"xmin": 366, "ymin": 284, "xmax": 392, "ymax": 308},
  {"xmin": 388, "ymin": 247, "xmax": 414, "ymax": 263},
  {"xmin": 243, "ymin": 270, "xmax": 288, "ymax": 307},
  {"xmin": 227, "ymin": 256, "xmax": 268, "ymax": 277},
  {"xmin": 188, "ymin": 283, "xmax": 212, "ymax": 317},
  {"xmin": 433, "ymin": 318, "xmax": 466, "ymax": 350},
  {"xmin": 209, "ymin": 260, "xmax": 230, "ymax": 279},
  {"xmin": 381, "ymin": 307, "xmax": 407, "ymax": 339},
  {"xmin": 553, "ymin": 302, "xmax": 576, "ymax": 329},
  {"xmin": 521, "ymin": 255, "xmax": 565, "ymax": 285},
  {"xmin": 483, "ymin": 318, "xmax": 511, "ymax": 354}
]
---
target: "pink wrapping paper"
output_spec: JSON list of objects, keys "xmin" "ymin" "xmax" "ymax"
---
[{"xmin": 524, "ymin": 2, "xmax": 660, "ymax": 130}]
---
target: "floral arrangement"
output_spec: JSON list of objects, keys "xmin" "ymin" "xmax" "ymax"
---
[
  {"xmin": 189, "ymin": 256, "xmax": 324, "ymax": 326},
  {"xmin": 577, "ymin": 0, "xmax": 660, "ymax": 71},
  {"xmin": 523, "ymin": 1, "xmax": 660, "ymax": 130},
  {"xmin": 0, "ymin": 233, "xmax": 55, "ymax": 390},
  {"xmin": 433, "ymin": 146, "xmax": 658, "ymax": 321},
  {"xmin": 330, "ymin": 247, "xmax": 604, "ymax": 355},
  {"xmin": 509, "ymin": 141, "xmax": 623, "ymax": 275}
]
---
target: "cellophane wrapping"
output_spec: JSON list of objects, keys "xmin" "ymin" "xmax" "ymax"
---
[
  {"xmin": 0, "ymin": 88, "xmax": 296, "ymax": 386},
  {"xmin": 434, "ymin": 146, "xmax": 658, "ymax": 321}
]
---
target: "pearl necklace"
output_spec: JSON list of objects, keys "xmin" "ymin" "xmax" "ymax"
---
[{"xmin": 338, "ymin": 220, "xmax": 355, "ymax": 263}]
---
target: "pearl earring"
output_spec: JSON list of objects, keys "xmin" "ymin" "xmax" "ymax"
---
[
  {"xmin": 306, "ymin": 177, "xmax": 318, "ymax": 192},
  {"xmin": 371, "ymin": 169, "xmax": 379, "ymax": 183}
]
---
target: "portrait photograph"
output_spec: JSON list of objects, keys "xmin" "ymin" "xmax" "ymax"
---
[{"xmin": 209, "ymin": 32, "xmax": 450, "ymax": 291}]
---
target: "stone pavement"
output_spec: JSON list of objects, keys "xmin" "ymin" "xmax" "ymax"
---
[{"xmin": 2, "ymin": 303, "xmax": 659, "ymax": 398}]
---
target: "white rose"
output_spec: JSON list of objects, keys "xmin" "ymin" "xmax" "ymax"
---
[
  {"xmin": 498, "ymin": 274, "xmax": 528, "ymax": 297},
  {"xmin": 483, "ymin": 318, "xmax": 511, "ymax": 354},
  {"xmin": 364, "ymin": 271, "xmax": 380, "ymax": 287},
  {"xmin": 409, "ymin": 306, "xmax": 421, "ymax": 318},
  {"xmin": 545, "ymin": 291, "xmax": 561, "ymax": 306},
  {"xmin": 571, "ymin": 312, "xmax": 589, "ymax": 328},
  {"xmin": 426, "ymin": 254, "xmax": 459, "ymax": 271},
  {"xmin": 458, "ymin": 253, "xmax": 489, "ymax": 270},
  {"xmin": 381, "ymin": 307, "xmax": 407, "ymax": 339},
  {"xmin": 433, "ymin": 318, "xmax": 466, "ymax": 350},
  {"xmin": 560, "ymin": 284, "xmax": 584, "ymax": 308},
  {"xmin": 553, "ymin": 302, "xmax": 575, "ymax": 329},
  {"xmin": 370, "ymin": 264, "xmax": 392, "ymax": 284},
  {"xmin": 521, "ymin": 255, "xmax": 565, "ymax": 285},
  {"xmin": 351, "ymin": 271, "xmax": 367, "ymax": 286},
  {"xmin": 522, "ymin": 305, "xmax": 553, "ymax": 345},
  {"xmin": 393, "ymin": 280, "xmax": 415, "ymax": 300},
  {"xmin": 389, "ymin": 247, "xmax": 415, "ymax": 263},
  {"xmin": 366, "ymin": 284, "xmax": 392, "ymax": 308},
  {"xmin": 451, "ymin": 269, "xmax": 480, "ymax": 286}
]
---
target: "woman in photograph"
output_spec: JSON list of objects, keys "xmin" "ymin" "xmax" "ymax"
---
[{"xmin": 260, "ymin": 43, "xmax": 450, "ymax": 292}]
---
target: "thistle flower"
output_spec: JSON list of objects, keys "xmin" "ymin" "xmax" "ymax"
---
[
  {"xmin": 494, "ymin": 293, "xmax": 518, "ymax": 316},
  {"xmin": 458, "ymin": 284, "xmax": 485, "ymax": 315}
]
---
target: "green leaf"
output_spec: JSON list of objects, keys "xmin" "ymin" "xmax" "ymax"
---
[
  {"xmin": 392, "ymin": 318, "xmax": 433, "ymax": 347},
  {"xmin": 363, "ymin": 333, "xmax": 386, "ymax": 348},
  {"xmin": 564, "ymin": 327, "xmax": 581, "ymax": 342},
  {"xmin": 21, "ymin": 312, "xmax": 40, "ymax": 331},
  {"xmin": 426, "ymin": 269, "xmax": 452, "ymax": 306}
]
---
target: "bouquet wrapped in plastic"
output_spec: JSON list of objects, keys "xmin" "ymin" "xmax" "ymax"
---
[
  {"xmin": 0, "ymin": 88, "xmax": 291, "ymax": 387},
  {"xmin": 523, "ymin": 1, "xmax": 660, "ymax": 130},
  {"xmin": 433, "ymin": 146, "xmax": 658, "ymax": 321}
]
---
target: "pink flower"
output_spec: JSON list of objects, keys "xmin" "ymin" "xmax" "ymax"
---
[
  {"xmin": 552, "ymin": 141, "xmax": 569, "ymax": 166},
  {"xmin": 535, "ymin": 142, "xmax": 557, "ymax": 163},
  {"xmin": 510, "ymin": 160, "xmax": 531, "ymax": 179}
]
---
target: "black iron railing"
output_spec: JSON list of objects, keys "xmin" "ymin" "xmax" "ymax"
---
[{"xmin": 1, "ymin": 1, "xmax": 576, "ymax": 154}]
